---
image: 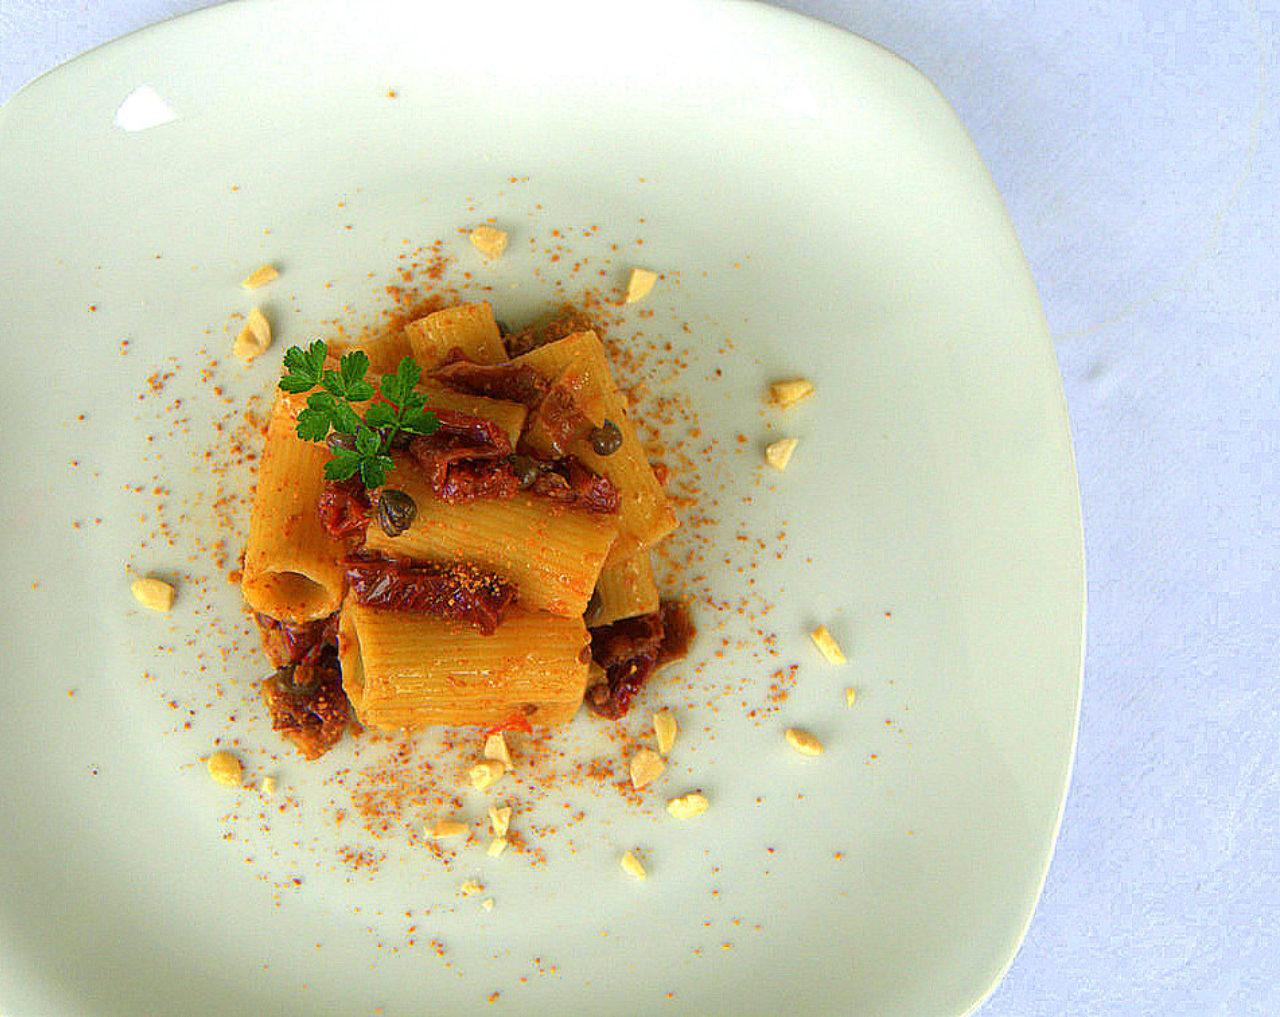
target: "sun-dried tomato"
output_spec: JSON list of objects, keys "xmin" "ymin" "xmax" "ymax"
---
[
  {"xmin": 432, "ymin": 354, "xmax": 550, "ymax": 407},
  {"xmin": 343, "ymin": 553, "xmax": 516, "ymax": 635},
  {"xmin": 586, "ymin": 601, "xmax": 695, "ymax": 719},
  {"xmin": 317, "ymin": 477, "xmax": 371, "ymax": 540}
]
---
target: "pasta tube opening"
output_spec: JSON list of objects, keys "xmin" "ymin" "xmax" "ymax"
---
[
  {"xmin": 242, "ymin": 570, "xmax": 340, "ymax": 623},
  {"xmin": 337, "ymin": 605, "xmax": 367, "ymax": 715}
]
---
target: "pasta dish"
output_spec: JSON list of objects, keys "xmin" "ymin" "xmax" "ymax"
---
[{"xmin": 239, "ymin": 300, "xmax": 691, "ymax": 759}]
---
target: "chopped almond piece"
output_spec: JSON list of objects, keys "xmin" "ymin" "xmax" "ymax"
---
[
  {"xmin": 430, "ymin": 819, "xmax": 469, "ymax": 839},
  {"xmin": 131, "ymin": 577, "xmax": 175, "ymax": 612},
  {"xmin": 487, "ymin": 837, "xmax": 509, "ymax": 858},
  {"xmin": 810, "ymin": 625, "xmax": 847, "ymax": 665},
  {"xmin": 765, "ymin": 437, "xmax": 799, "ymax": 471},
  {"xmin": 232, "ymin": 327, "xmax": 263, "ymax": 364},
  {"xmin": 240, "ymin": 264, "xmax": 278, "ymax": 289},
  {"xmin": 488, "ymin": 805, "xmax": 512, "ymax": 838},
  {"xmin": 767, "ymin": 378, "xmax": 814, "ymax": 409},
  {"xmin": 620, "ymin": 850, "xmax": 647, "ymax": 879},
  {"xmin": 653, "ymin": 710, "xmax": 678, "ymax": 756},
  {"xmin": 630, "ymin": 748, "xmax": 665, "ymax": 790},
  {"xmin": 233, "ymin": 307, "xmax": 272, "ymax": 364},
  {"xmin": 469, "ymin": 759, "xmax": 505, "ymax": 791},
  {"xmin": 624, "ymin": 267, "xmax": 658, "ymax": 303},
  {"xmin": 667, "ymin": 791, "xmax": 709, "ymax": 819},
  {"xmin": 785, "ymin": 727, "xmax": 824, "ymax": 756},
  {"xmin": 845, "ymin": 687, "xmax": 857, "ymax": 708},
  {"xmin": 459, "ymin": 878, "xmax": 484, "ymax": 897},
  {"xmin": 483, "ymin": 732, "xmax": 512, "ymax": 767},
  {"xmin": 206, "ymin": 751, "xmax": 243, "ymax": 787},
  {"xmin": 260, "ymin": 776, "xmax": 277, "ymax": 794},
  {"xmin": 469, "ymin": 225, "xmax": 509, "ymax": 258}
]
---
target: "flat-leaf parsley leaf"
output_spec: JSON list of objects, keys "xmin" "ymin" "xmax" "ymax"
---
[{"xmin": 278, "ymin": 339, "xmax": 439, "ymax": 489}]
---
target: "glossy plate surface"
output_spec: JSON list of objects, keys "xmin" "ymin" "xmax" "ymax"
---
[{"xmin": 0, "ymin": 2, "xmax": 1083, "ymax": 1015}]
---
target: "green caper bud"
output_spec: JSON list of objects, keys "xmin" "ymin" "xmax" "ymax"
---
[
  {"xmin": 374, "ymin": 488, "xmax": 417, "ymax": 537},
  {"xmin": 588, "ymin": 420, "xmax": 623, "ymax": 456}
]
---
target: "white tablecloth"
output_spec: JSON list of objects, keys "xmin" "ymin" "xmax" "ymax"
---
[{"xmin": 3, "ymin": 2, "xmax": 1277, "ymax": 1014}]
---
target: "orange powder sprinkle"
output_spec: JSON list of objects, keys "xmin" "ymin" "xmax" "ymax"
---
[{"xmin": 118, "ymin": 219, "xmax": 810, "ymax": 953}]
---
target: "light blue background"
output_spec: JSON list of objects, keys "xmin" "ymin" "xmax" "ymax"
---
[{"xmin": 2, "ymin": 2, "xmax": 1276, "ymax": 1014}]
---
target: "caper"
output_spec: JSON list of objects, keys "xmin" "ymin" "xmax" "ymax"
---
[
  {"xmin": 588, "ymin": 420, "xmax": 623, "ymax": 456},
  {"xmin": 327, "ymin": 431, "xmax": 357, "ymax": 454},
  {"xmin": 510, "ymin": 454, "xmax": 545, "ymax": 489},
  {"xmin": 374, "ymin": 488, "xmax": 417, "ymax": 537}
]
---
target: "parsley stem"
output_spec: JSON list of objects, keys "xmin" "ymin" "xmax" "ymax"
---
[{"xmin": 377, "ymin": 401, "xmax": 408, "ymax": 459}]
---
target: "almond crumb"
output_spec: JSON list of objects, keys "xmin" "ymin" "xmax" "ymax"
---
[
  {"xmin": 653, "ymin": 709, "xmax": 678, "ymax": 756},
  {"xmin": 206, "ymin": 751, "xmax": 243, "ymax": 787},
  {"xmin": 131, "ymin": 577, "xmax": 175, "ymax": 612},
  {"xmin": 810, "ymin": 625, "xmax": 847, "ymax": 664},
  {"xmin": 487, "ymin": 837, "xmax": 509, "ymax": 858},
  {"xmin": 482, "ymin": 898, "xmax": 495, "ymax": 911},
  {"xmin": 630, "ymin": 747, "xmax": 665, "ymax": 790},
  {"xmin": 469, "ymin": 759, "xmax": 505, "ymax": 791},
  {"xmin": 459, "ymin": 878, "xmax": 484, "ymax": 897},
  {"xmin": 765, "ymin": 437, "xmax": 799, "ymax": 471},
  {"xmin": 785, "ymin": 727, "xmax": 824, "ymax": 756},
  {"xmin": 483, "ymin": 732, "xmax": 512, "ymax": 766},
  {"xmin": 241, "ymin": 264, "xmax": 278, "ymax": 289},
  {"xmin": 767, "ymin": 378, "xmax": 814, "ymax": 408},
  {"xmin": 430, "ymin": 819, "xmax": 469, "ymax": 839},
  {"xmin": 260, "ymin": 775, "xmax": 277, "ymax": 794},
  {"xmin": 620, "ymin": 850, "xmax": 647, "ymax": 879},
  {"xmin": 233, "ymin": 307, "xmax": 272, "ymax": 364},
  {"xmin": 845, "ymin": 687, "xmax": 857, "ymax": 708},
  {"xmin": 624, "ymin": 267, "xmax": 658, "ymax": 303},
  {"xmin": 667, "ymin": 791, "xmax": 709, "ymax": 819},
  {"xmin": 488, "ymin": 805, "xmax": 512, "ymax": 838},
  {"xmin": 469, "ymin": 225, "xmax": 509, "ymax": 258}
]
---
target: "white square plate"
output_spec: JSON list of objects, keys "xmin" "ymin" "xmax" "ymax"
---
[{"xmin": 0, "ymin": 2, "xmax": 1083, "ymax": 1015}]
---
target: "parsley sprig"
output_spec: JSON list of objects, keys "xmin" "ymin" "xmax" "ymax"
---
[{"xmin": 279, "ymin": 340, "xmax": 439, "ymax": 488}]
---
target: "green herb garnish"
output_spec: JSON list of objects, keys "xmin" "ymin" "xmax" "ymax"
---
[{"xmin": 278, "ymin": 340, "xmax": 439, "ymax": 489}]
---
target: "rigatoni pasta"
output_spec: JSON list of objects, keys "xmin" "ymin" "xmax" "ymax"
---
[
  {"xmin": 338, "ymin": 327, "xmax": 415, "ymax": 375},
  {"xmin": 242, "ymin": 392, "xmax": 348, "ymax": 622},
  {"xmin": 588, "ymin": 550, "xmax": 659, "ymax": 627},
  {"xmin": 340, "ymin": 601, "xmax": 590, "ymax": 730},
  {"xmin": 406, "ymin": 301, "xmax": 506, "ymax": 368}
]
